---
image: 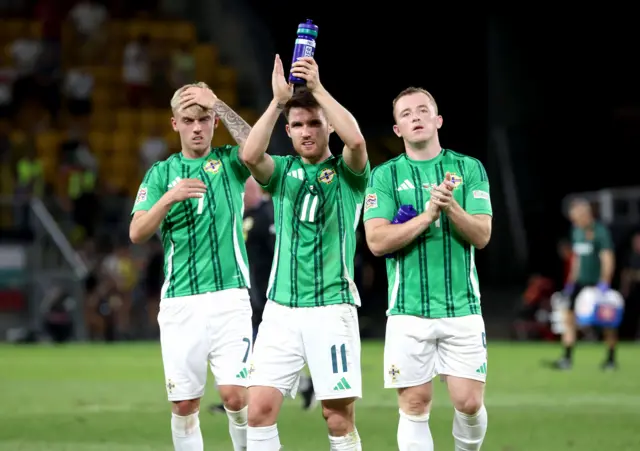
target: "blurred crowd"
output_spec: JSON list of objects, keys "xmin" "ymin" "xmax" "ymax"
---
[{"xmin": 0, "ymin": 0, "xmax": 211, "ymax": 340}]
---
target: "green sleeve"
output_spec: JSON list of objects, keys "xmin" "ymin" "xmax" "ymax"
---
[
  {"xmin": 131, "ymin": 163, "xmax": 165, "ymax": 214},
  {"xmin": 362, "ymin": 166, "xmax": 396, "ymax": 222},
  {"xmin": 259, "ymin": 155, "xmax": 287, "ymax": 194},
  {"xmin": 597, "ymin": 223, "xmax": 613, "ymax": 250},
  {"xmin": 226, "ymin": 145, "xmax": 251, "ymax": 181},
  {"xmin": 464, "ymin": 159, "xmax": 493, "ymax": 216},
  {"xmin": 338, "ymin": 157, "xmax": 371, "ymax": 194}
]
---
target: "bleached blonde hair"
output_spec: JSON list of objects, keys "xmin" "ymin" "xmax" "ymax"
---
[{"xmin": 170, "ymin": 81, "xmax": 212, "ymax": 114}]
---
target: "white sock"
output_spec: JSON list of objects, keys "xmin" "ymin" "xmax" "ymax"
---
[
  {"xmin": 247, "ymin": 424, "xmax": 281, "ymax": 451},
  {"xmin": 328, "ymin": 428, "xmax": 362, "ymax": 450},
  {"xmin": 452, "ymin": 405, "xmax": 488, "ymax": 451},
  {"xmin": 171, "ymin": 411, "xmax": 203, "ymax": 451},
  {"xmin": 397, "ymin": 409, "xmax": 433, "ymax": 451},
  {"xmin": 225, "ymin": 406, "xmax": 248, "ymax": 451}
]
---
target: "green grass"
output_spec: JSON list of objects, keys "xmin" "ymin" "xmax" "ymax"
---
[{"xmin": 2, "ymin": 341, "xmax": 640, "ymax": 450}]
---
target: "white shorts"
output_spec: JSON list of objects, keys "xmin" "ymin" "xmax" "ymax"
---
[
  {"xmin": 158, "ymin": 288, "xmax": 253, "ymax": 401},
  {"xmin": 248, "ymin": 301, "xmax": 362, "ymax": 401},
  {"xmin": 384, "ymin": 314, "xmax": 487, "ymax": 388}
]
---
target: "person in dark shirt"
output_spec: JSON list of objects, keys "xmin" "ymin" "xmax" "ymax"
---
[
  {"xmin": 554, "ymin": 199, "xmax": 616, "ymax": 370},
  {"xmin": 209, "ymin": 178, "xmax": 316, "ymax": 413}
]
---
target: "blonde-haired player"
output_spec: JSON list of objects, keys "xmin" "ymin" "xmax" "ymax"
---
[{"xmin": 130, "ymin": 83, "xmax": 254, "ymax": 451}]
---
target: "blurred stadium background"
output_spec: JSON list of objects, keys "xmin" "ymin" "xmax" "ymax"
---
[{"xmin": 1, "ymin": 1, "xmax": 639, "ymax": 450}]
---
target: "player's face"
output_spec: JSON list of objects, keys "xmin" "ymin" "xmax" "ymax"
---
[
  {"xmin": 171, "ymin": 106, "xmax": 218, "ymax": 153},
  {"xmin": 569, "ymin": 204, "xmax": 592, "ymax": 228},
  {"xmin": 393, "ymin": 93, "xmax": 442, "ymax": 144},
  {"xmin": 285, "ymin": 107, "xmax": 333, "ymax": 159}
]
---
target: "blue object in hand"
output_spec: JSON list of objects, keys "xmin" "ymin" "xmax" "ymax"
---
[{"xmin": 385, "ymin": 205, "xmax": 418, "ymax": 259}]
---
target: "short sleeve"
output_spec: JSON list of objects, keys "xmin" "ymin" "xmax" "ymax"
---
[
  {"xmin": 131, "ymin": 163, "xmax": 164, "ymax": 214},
  {"xmin": 597, "ymin": 224, "xmax": 613, "ymax": 251},
  {"xmin": 227, "ymin": 145, "xmax": 251, "ymax": 181},
  {"xmin": 338, "ymin": 158, "xmax": 371, "ymax": 194},
  {"xmin": 464, "ymin": 159, "xmax": 493, "ymax": 216},
  {"xmin": 258, "ymin": 155, "xmax": 287, "ymax": 194},
  {"xmin": 362, "ymin": 166, "xmax": 396, "ymax": 222}
]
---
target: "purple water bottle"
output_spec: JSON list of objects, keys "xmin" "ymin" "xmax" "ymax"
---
[{"xmin": 289, "ymin": 19, "xmax": 319, "ymax": 85}]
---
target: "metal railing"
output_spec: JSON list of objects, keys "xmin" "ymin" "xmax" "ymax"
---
[{"xmin": 0, "ymin": 196, "xmax": 88, "ymax": 339}]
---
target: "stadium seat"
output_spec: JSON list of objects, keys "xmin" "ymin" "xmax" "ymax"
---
[
  {"xmin": 212, "ymin": 127, "xmax": 233, "ymax": 147},
  {"xmin": 112, "ymin": 131, "xmax": 137, "ymax": 154},
  {"xmin": 172, "ymin": 22, "xmax": 197, "ymax": 45},
  {"xmin": 92, "ymin": 87, "xmax": 113, "ymax": 109},
  {"xmin": 214, "ymin": 88, "xmax": 238, "ymax": 109},
  {"xmin": 35, "ymin": 131, "xmax": 60, "ymax": 158},
  {"xmin": 215, "ymin": 66, "xmax": 237, "ymax": 89},
  {"xmin": 88, "ymin": 131, "xmax": 113, "ymax": 158},
  {"xmin": 116, "ymin": 110, "xmax": 140, "ymax": 131}
]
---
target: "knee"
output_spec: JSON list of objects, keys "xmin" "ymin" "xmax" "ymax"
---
[
  {"xmin": 322, "ymin": 398, "xmax": 356, "ymax": 436},
  {"xmin": 453, "ymin": 393, "xmax": 483, "ymax": 416},
  {"xmin": 218, "ymin": 385, "xmax": 247, "ymax": 412},
  {"xmin": 247, "ymin": 387, "xmax": 282, "ymax": 427},
  {"xmin": 398, "ymin": 386, "xmax": 432, "ymax": 416},
  {"xmin": 172, "ymin": 398, "xmax": 200, "ymax": 416}
]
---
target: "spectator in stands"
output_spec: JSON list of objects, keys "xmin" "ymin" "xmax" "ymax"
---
[
  {"xmin": 14, "ymin": 141, "xmax": 44, "ymax": 228},
  {"xmin": 9, "ymin": 34, "xmax": 43, "ymax": 113},
  {"xmin": 170, "ymin": 43, "xmax": 195, "ymax": 90},
  {"xmin": 0, "ymin": 58, "xmax": 16, "ymax": 120},
  {"xmin": 139, "ymin": 126, "xmax": 168, "ymax": 170},
  {"xmin": 68, "ymin": 0, "xmax": 109, "ymax": 64},
  {"xmin": 63, "ymin": 66, "xmax": 94, "ymax": 130},
  {"xmin": 123, "ymin": 34, "xmax": 151, "ymax": 107}
]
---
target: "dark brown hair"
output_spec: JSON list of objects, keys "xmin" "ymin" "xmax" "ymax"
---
[{"xmin": 283, "ymin": 88, "xmax": 322, "ymax": 120}]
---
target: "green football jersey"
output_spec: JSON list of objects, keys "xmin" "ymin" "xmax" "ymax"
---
[
  {"xmin": 131, "ymin": 145, "xmax": 251, "ymax": 299},
  {"xmin": 363, "ymin": 149, "xmax": 492, "ymax": 318},
  {"xmin": 572, "ymin": 221, "xmax": 613, "ymax": 285},
  {"xmin": 260, "ymin": 155, "xmax": 370, "ymax": 308}
]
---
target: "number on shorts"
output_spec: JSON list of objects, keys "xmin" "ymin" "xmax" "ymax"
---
[
  {"xmin": 424, "ymin": 201, "xmax": 441, "ymax": 228},
  {"xmin": 330, "ymin": 344, "xmax": 348, "ymax": 373},
  {"xmin": 242, "ymin": 337, "xmax": 251, "ymax": 363},
  {"xmin": 481, "ymin": 332, "xmax": 487, "ymax": 349}
]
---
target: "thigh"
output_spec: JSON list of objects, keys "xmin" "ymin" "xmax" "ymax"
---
[
  {"xmin": 208, "ymin": 289, "xmax": 254, "ymax": 387},
  {"xmin": 384, "ymin": 315, "xmax": 437, "ymax": 388},
  {"xmin": 304, "ymin": 304, "xmax": 362, "ymax": 400},
  {"xmin": 158, "ymin": 295, "xmax": 209, "ymax": 401},
  {"xmin": 248, "ymin": 301, "xmax": 306, "ymax": 398},
  {"xmin": 437, "ymin": 315, "xmax": 488, "ymax": 382}
]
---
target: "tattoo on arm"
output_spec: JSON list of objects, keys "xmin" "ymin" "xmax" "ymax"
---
[{"xmin": 213, "ymin": 100, "xmax": 252, "ymax": 146}]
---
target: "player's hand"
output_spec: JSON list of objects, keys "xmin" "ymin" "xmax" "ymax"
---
[
  {"xmin": 425, "ymin": 197, "xmax": 441, "ymax": 223},
  {"xmin": 272, "ymin": 54, "xmax": 293, "ymax": 104},
  {"xmin": 179, "ymin": 86, "xmax": 217, "ymax": 111},
  {"xmin": 168, "ymin": 178, "xmax": 207, "ymax": 203},
  {"xmin": 430, "ymin": 172, "xmax": 455, "ymax": 212},
  {"xmin": 290, "ymin": 57, "xmax": 321, "ymax": 91}
]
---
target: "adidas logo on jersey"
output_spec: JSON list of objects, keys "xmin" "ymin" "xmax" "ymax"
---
[
  {"xmin": 287, "ymin": 168, "xmax": 304, "ymax": 180},
  {"xmin": 396, "ymin": 179, "xmax": 415, "ymax": 191},
  {"xmin": 236, "ymin": 367, "xmax": 249, "ymax": 379},
  {"xmin": 168, "ymin": 176, "xmax": 182, "ymax": 189}
]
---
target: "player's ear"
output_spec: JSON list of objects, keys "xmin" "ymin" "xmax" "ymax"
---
[
  {"xmin": 328, "ymin": 123, "xmax": 335, "ymax": 134},
  {"xmin": 392, "ymin": 124, "xmax": 401, "ymax": 137},
  {"xmin": 436, "ymin": 115, "xmax": 443, "ymax": 129},
  {"xmin": 213, "ymin": 115, "xmax": 220, "ymax": 129},
  {"xmin": 171, "ymin": 116, "xmax": 178, "ymax": 132},
  {"xmin": 285, "ymin": 124, "xmax": 291, "ymax": 137}
]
